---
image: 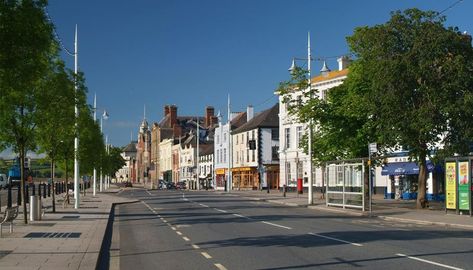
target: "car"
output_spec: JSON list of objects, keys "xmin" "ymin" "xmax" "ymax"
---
[
  {"xmin": 176, "ymin": 181, "xmax": 187, "ymax": 190},
  {"xmin": 166, "ymin": 182, "xmax": 176, "ymax": 189},
  {"xmin": 124, "ymin": 182, "xmax": 133, "ymax": 187}
]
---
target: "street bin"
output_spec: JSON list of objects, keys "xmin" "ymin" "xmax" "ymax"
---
[
  {"xmin": 297, "ymin": 178, "xmax": 303, "ymax": 194},
  {"xmin": 29, "ymin": 195, "xmax": 42, "ymax": 221}
]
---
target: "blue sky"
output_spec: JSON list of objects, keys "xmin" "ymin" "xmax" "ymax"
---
[{"xmin": 46, "ymin": 0, "xmax": 473, "ymax": 147}]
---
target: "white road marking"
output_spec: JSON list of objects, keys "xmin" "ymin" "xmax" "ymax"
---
[
  {"xmin": 171, "ymin": 227, "xmax": 176, "ymax": 231},
  {"xmin": 215, "ymin": 208, "xmax": 228, "ymax": 213},
  {"xmin": 199, "ymin": 203, "xmax": 209, "ymax": 207},
  {"xmin": 176, "ymin": 231, "xmax": 182, "ymax": 236},
  {"xmin": 396, "ymin": 253, "xmax": 464, "ymax": 270},
  {"xmin": 201, "ymin": 252, "xmax": 212, "ymax": 259},
  {"xmin": 261, "ymin": 221, "xmax": 292, "ymax": 230},
  {"xmin": 308, "ymin": 232, "xmax": 363, "ymax": 247},
  {"xmin": 233, "ymin": 213, "xmax": 246, "ymax": 218},
  {"xmin": 146, "ymin": 190, "xmax": 152, "ymax": 196},
  {"xmin": 214, "ymin": 263, "xmax": 228, "ymax": 270},
  {"xmin": 192, "ymin": 244, "xmax": 200, "ymax": 249},
  {"xmin": 182, "ymin": 236, "xmax": 190, "ymax": 241}
]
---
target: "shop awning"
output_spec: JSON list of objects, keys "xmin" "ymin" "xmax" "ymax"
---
[{"xmin": 381, "ymin": 161, "xmax": 434, "ymax": 176}]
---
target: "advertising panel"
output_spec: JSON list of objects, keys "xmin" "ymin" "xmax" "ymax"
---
[
  {"xmin": 445, "ymin": 162, "xmax": 457, "ymax": 210},
  {"xmin": 458, "ymin": 161, "xmax": 470, "ymax": 210}
]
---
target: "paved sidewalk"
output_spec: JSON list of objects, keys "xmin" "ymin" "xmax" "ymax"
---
[
  {"xmin": 0, "ymin": 186, "xmax": 136, "ymax": 270},
  {"xmin": 216, "ymin": 189, "xmax": 473, "ymax": 230}
]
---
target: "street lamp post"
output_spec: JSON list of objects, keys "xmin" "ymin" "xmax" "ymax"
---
[
  {"xmin": 100, "ymin": 110, "xmax": 109, "ymax": 192},
  {"xmin": 73, "ymin": 25, "xmax": 80, "ymax": 209},
  {"xmin": 288, "ymin": 32, "xmax": 313, "ymax": 205}
]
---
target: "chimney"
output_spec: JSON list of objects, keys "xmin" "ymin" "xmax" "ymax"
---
[
  {"xmin": 164, "ymin": 105, "xmax": 170, "ymax": 117},
  {"xmin": 172, "ymin": 123, "xmax": 181, "ymax": 137},
  {"xmin": 205, "ymin": 106, "xmax": 214, "ymax": 128},
  {"xmin": 337, "ymin": 56, "xmax": 351, "ymax": 71},
  {"xmin": 169, "ymin": 105, "xmax": 177, "ymax": 125},
  {"xmin": 247, "ymin": 105, "xmax": 254, "ymax": 122}
]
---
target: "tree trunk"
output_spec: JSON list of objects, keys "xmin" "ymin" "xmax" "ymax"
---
[
  {"xmin": 20, "ymin": 145, "xmax": 27, "ymax": 224},
  {"xmin": 65, "ymin": 160, "xmax": 69, "ymax": 204},
  {"xmin": 51, "ymin": 158, "xmax": 56, "ymax": 213},
  {"xmin": 416, "ymin": 155, "xmax": 428, "ymax": 209}
]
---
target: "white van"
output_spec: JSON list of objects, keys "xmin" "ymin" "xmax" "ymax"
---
[{"xmin": 0, "ymin": 174, "xmax": 7, "ymax": 189}]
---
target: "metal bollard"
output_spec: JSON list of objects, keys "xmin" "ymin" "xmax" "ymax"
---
[
  {"xmin": 17, "ymin": 185, "xmax": 21, "ymax": 205},
  {"xmin": 25, "ymin": 185, "xmax": 29, "ymax": 203},
  {"xmin": 29, "ymin": 195, "xmax": 42, "ymax": 221},
  {"xmin": 38, "ymin": 184, "xmax": 42, "ymax": 198},
  {"xmin": 47, "ymin": 183, "xmax": 51, "ymax": 197},
  {"xmin": 43, "ymin": 184, "xmax": 47, "ymax": 199},
  {"xmin": 283, "ymin": 184, "xmax": 287, "ymax": 197},
  {"xmin": 32, "ymin": 184, "xmax": 35, "ymax": 196}
]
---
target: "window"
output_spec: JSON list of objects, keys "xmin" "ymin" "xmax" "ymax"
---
[
  {"xmin": 241, "ymin": 134, "xmax": 244, "ymax": 144},
  {"xmin": 272, "ymin": 146, "xmax": 279, "ymax": 161},
  {"xmin": 252, "ymin": 148, "xmax": 255, "ymax": 162},
  {"xmin": 217, "ymin": 135, "xmax": 220, "ymax": 144},
  {"xmin": 271, "ymin": 129, "xmax": 279, "ymax": 140},
  {"xmin": 285, "ymin": 128, "xmax": 291, "ymax": 149},
  {"xmin": 236, "ymin": 151, "xmax": 239, "ymax": 164},
  {"xmin": 296, "ymin": 126, "xmax": 303, "ymax": 148},
  {"xmin": 252, "ymin": 130, "xmax": 255, "ymax": 140},
  {"xmin": 246, "ymin": 132, "xmax": 249, "ymax": 146},
  {"xmin": 223, "ymin": 148, "xmax": 226, "ymax": 163},
  {"xmin": 241, "ymin": 150, "xmax": 244, "ymax": 163},
  {"xmin": 216, "ymin": 149, "xmax": 220, "ymax": 163},
  {"xmin": 223, "ymin": 132, "xmax": 227, "ymax": 143},
  {"xmin": 236, "ymin": 134, "xmax": 239, "ymax": 144},
  {"xmin": 246, "ymin": 149, "xmax": 249, "ymax": 162}
]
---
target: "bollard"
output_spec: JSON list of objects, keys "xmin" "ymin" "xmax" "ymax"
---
[
  {"xmin": 17, "ymin": 185, "xmax": 21, "ymax": 205},
  {"xmin": 283, "ymin": 184, "xmax": 287, "ymax": 197},
  {"xmin": 32, "ymin": 184, "xmax": 36, "ymax": 196},
  {"xmin": 25, "ymin": 185, "xmax": 30, "ymax": 203},
  {"xmin": 7, "ymin": 184, "xmax": 12, "ymax": 208},
  {"xmin": 38, "ymin": 183, "xmax": 42, "ymax": 198},
  {"xmin": 48, "ymin": 183, "xmax": 51, "ymax": 197},
  {"xmin": 43, "ymin": 184, "xmax": 47, "ymax": 199},
  {"xmin": 29, "ymin": 195, "xmax": 42, "ymax": 221}
]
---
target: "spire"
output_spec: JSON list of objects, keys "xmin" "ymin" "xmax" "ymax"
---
[
  {"xmin": 320, "ymin": 60, "xmax": 330, "ymax": 76},
  {"xmin": 143, "ymin": 104, "xmax": 146, "ymax": 120}
]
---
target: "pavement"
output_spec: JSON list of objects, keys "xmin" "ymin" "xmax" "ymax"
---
[
  {"xmin": 0, "ymin": 186, "xmax": 137, "ymax": 270},
  {"xmin": 214, "ymin": 189, "xmax": 473, "ymax": 230}
]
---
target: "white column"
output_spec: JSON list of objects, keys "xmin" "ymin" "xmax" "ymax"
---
[
  {"xmin": 307, "ymin": 32, "xmax": 313, "ymax": 205},
  {"xmin": 74, "ymin": 25, "xmax": 80, "ymax": 209}
]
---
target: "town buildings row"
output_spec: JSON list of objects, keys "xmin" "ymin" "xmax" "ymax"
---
[{"xmin": 115, "ymin": 56, "xmax": 444, "ymax": 201}]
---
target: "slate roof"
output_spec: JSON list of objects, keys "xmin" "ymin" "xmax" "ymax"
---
[
  {"xmin": 232, "ymin": 103, "xmax": 279, "ymax": 134},
  {"xmin": 123, "ymin": 141, "xmax": 137, "ymax": 152}
]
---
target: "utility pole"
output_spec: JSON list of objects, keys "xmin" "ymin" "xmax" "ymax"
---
[
  {"xmin": 73, "ymin": 25, "xmax": 80, "ymax": 209},
  {"xmin": 93, "ymin": 93, "xmax": 97, "ymax": 196},
  {"xmin": 307, "ymin": 32, "xmax": 314, "ymax": 205},
  {"xmin": 227, "ymin": 94, "xmax": 232, "ymax": 192}
]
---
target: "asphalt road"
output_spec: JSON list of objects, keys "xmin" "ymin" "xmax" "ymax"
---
[{"xmin": 112, "ymin": 189, "xmax": 473, "ymax": 270}]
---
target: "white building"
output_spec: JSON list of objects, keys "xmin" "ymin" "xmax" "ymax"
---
[
  {"xmin": 278, "ymin": 57, "xmax": 350, "ymax": 190},
  {"xmin": 214, "ymin": 111, "xmax": 247, "ymax": 190},
  {"xmin": 159, "ymin": 138, "xmax": 173, "ymax": 182},
  {"xmin": 231, "ymin": 104, "xmax": 279, "ymax": 190},
  {"xmin": 199, "ymin": 144, "xmax": 214, "ymax": 189},
  {"xmin": 115, "ymin": 141, "xmax": 137, "ymax": 182}
]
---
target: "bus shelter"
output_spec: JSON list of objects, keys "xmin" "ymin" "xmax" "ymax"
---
[
  {"xmin": 445, "ymin": 157, "xmax": 472, "ymax": 216},
  {"xmin": 325, "ymin": 160, "xmax": 365, "ymax": 210}
]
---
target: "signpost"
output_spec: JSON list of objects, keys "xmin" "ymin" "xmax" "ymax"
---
[{"xmin": 368, "ymin": 143, "xmax": 377, "ymax": 213}]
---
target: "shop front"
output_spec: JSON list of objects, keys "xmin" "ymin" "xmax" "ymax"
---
[
  {"xmin": 215, "ymin": 168, "xmax": 227, "ymax": 190},
  {"xmin": 382, "ymin": 161, "xmax": 444, "ymax": 201},
  {"xmin": 232, "ymin": 167, "xmax": 258, "ymax": 190},
  {"xmin": 264, "ymin": 165, "xmax": 280, "ymax": 190}
]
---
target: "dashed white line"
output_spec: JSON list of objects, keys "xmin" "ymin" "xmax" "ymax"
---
[
  {"xmin": 233, "ymin": 213, "xmax": 245, "ymax": 218},
  {"xmin": 396, "ymin": 253, "xmax": 464, "ymax": 270},
  {"xmin": 199, "ymin": 203, "xmax": 209, "ymax": 207},
  {"xmin": 201, "ymin": 252, "xmax": 212, "ymax": 259},
  {"xmin": 182, "ymin": 236, "xmax": 190, "ymax": 241},
  {"xmin": 192, "ymin": 244, "xmax": 200, "ymax": 249},
  {"xmin": 214, "ymin": 263, "xmax": 228, "ymax": 270},
  {"xmin": 176, "ymin": 231, "xmax": 182, "ymax": 236},
  {"xmin": 308, "ymin": 232, "xmax": 363, "ymax": 247},
  {"xmin": 215, "ymin": 208, "xmax": 228, "ymax": 213},
  {"xmin": 171, "ymin": 227, "xmax": 176, "ymax": 231},
  {"xmin": 261, "ymin": 221, "xmax": 292, "ymax": 230},
  {"xmin": 146, "ymin": 190, "xmax": 152, "ymax": 196}
]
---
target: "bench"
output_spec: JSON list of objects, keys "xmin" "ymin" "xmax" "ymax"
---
[{"xmin": 0, "ymin": 206, "xmax": 19, "ymax": 237}]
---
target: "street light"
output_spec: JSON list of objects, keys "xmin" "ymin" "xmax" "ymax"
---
[
  {"xmin": 100, "ymin": 109, "xmax": 109, "ymax": 192},
  {"xmin": 288, "ymin": 32, "xmax": 314, "ymax": 205}
]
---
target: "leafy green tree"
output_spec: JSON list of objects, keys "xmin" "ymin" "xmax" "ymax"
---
[
  {"xmin": 103, "ymin": 146, "xmax": 125, "ymax": 182},
  {"xmin": 79, "ymin": 105, "xmax": 105, "ymax": 176},
  {"xmin": 0, "ymin": 0, "xmax": 57, "ymax": 223},
  {"xmin": 36, "ymin": 61, "xmax": 76, "ymax": 212},
  {"xmin": 347, "ymin": 9, "xmax": 473, "ymax": 208}
]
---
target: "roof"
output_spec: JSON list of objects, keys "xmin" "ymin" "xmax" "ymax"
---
[
  {"xmin": 199, "ymin": 144, "xmax": 214, "ymax": 156},
  {"xmin": 230, "ymin": 112, "xmax": 247, "ymax": 130},
  {"xmin": 232, "ymin": 103, "xmax": 279, "ymax": 134},
  {"xmin": 122, "ymin": 141, "xmax": 137, "ymax": 152},
  {"xmin": 310, "ymin": 69, "xmax": 348, "ymax": 84}
]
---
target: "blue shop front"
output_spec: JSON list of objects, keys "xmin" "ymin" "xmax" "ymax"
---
[{"xmin": 382, "ymin": 160, "xmax": 444, "ymax": 201}]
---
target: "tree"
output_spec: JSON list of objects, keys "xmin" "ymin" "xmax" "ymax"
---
[
  {"xmin": 36, "ymin": 61, "xmax": 76, "ymax": 212},
  {"xmin": 0, "ymin": 0, "xmax": 57, "ymax": 223},
  {"xmin": 103, "ymin": 146, "xmax": 125, "ymax": 182}
]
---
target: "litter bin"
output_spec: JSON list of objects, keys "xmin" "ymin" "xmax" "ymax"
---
[
  {"xmin": 297, "ymin": 178, "xmax": 303, "ymax": 194},
  {"xmin": 30, "ymin": 195, "xmax": 42, "ymax": 221}
]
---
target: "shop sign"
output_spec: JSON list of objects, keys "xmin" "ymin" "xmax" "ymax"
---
[
  {"xmin": 215, "ymin": 168, "xmax": 226, "ymax": 175},
  {"xmin": 458, "ymin": 161, "xmax": 470, "ymax": 210},
  {"xmin": 445, "ymin": 162, "xmax": 457, "ymax": 209}
]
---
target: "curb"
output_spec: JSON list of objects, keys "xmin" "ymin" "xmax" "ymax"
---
[{"xmin": 376, "ymin": 215, "xmax": 473, "ymax": 230}]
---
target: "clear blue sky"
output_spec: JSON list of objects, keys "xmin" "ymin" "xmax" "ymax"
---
[{"xmin": 47, "ymin": 0, "xmax": 473, "ymax": 147}]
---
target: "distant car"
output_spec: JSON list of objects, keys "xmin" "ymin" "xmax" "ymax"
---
[
  {"xmin": 176, "ymin": 181, "xmax": 187, "ymax": 190},
  {"xmin": 0, "ymin": 174, "xmax": 7, "ymax": 189},
  {"xmin": 124, "ymin": 182, "xmax": 133, "ymax": 188}
]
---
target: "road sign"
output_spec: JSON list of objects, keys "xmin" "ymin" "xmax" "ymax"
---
[{"xmin": 369, "ymin": 143, "xmax": 377, "ymax": 154}]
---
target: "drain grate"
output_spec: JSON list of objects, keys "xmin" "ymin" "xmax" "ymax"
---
[
  {"xmin": 24, "ymin": 232, "xmax": 81, "ymax": 238},
  {"xmin": 62, "ymin": 216, "xmax": 80, "ymax": 219}
]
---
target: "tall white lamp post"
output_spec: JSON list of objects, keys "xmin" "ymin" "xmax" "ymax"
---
[
  {"xmin": 100, "ymin": 110, "xmax": 109, "ymax": 192},
  {"xmin": 73, "ymin": 25, "xmax": 80, "ymax": 209},
  {"xmin": 288, "ymin": 32, "xmax": 314, "ymax": 205}
]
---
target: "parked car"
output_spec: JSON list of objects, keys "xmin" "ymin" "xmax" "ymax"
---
[
  {"xmin": 0, "ymin": 174, "xmax": 7, "ymax": 189},
  {"xmin": 176, "ymin": 181, "xmax": 187, "ymax": 190}
]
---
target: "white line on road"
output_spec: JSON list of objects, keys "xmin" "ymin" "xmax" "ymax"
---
[
  {"xmin": 176, "ymin": 231, "xmax": 182, "ymax": 236},
  {"xmin": 308, "ymin": 232, "xmax": 363, "ymax": 247},
  {"xmin": 199, "ymin": 203, "xmax": 209, "ymax": 207},
  {"xmin": 201, "ymin": 252, "xmax": 212, "ymax": 259},
  {"xmin": 192, "ymin": 244, "xmax": 200, "ymax": 249},
  {"xmin": 233, "ymin": 213, "xmax": 246, "ymax": 218},
  {"xmin": 396, "ymin": 254, "xmax": 464, "ymax": 270},
  {"xmin": 261, "ymin": 221, "xmax": 292, "ymax": 230},
  {"xmin": 214, "ymin": 263, "xmax": 228, "ymax": 270},
  {"xmin": 215, "ymin": 208, "xmax": 228, "ymax": 213},
  {"xmin": 171, "ymin": 227, "xmax": 176, "ymax": 231},
  {"xmin": 146, "ymin": 190, "xmax": 152, "ymax": 196},
  {"xmin": 182, "ymin": 236, "xmax": 190, "ymax": 241}
]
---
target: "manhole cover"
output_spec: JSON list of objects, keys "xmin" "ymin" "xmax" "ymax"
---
[{"xmin": 24, "ymin": 232, "xmax": 81, "ymax": 238}]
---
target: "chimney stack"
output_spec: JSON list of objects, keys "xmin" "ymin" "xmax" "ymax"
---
[
  {"xmin": 247, "ymin": 105, "xmax": 254, "ymax": 122},
  {"xmin": 164, "ymin": 105, "xmax": 170, "ymax": 117},
  {"xmin": 205, "ymin": 106, "xmax": 215, "ymax": 128},
  {"xmin": 337, "ymin": 56, "xmax": 351, "ymax": 71},
  {"xmin": 169, "ymin": 105, "xmax": 177, "ymax": 125}
]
